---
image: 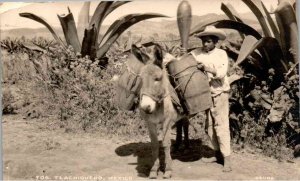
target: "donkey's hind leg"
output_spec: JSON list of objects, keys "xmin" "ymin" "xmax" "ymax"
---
[
  {"xmin": 174, "ymin": 119, "xmax": 183, "ymax": 150},
  {"xmin": 175, "ymin": 118, "xmax": 190, "ymax": 150},
  {"xmin": 182, "ymin": 117, "xmax": 190, "ymax": 149},
  {"xmin": 146, "ymin": 122, "xmax": 160, "ymax": 179}
]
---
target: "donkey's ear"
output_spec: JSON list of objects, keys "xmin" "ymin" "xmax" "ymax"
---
[
  {"xmin": 153, "ymin": 44, "xmax": 163, "ymax": 69},
  {"xmin": 131, "ymin": 44, "xmax": 149, "ymax": 64}
]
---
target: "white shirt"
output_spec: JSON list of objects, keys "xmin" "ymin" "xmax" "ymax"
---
[{"xmin": 191, "ymin": 48, "xmax": 230, "ymax": 97}]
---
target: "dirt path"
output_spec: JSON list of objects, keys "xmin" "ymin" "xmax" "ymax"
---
[{"xmin": 2, "ymin": 114, "xmax": 300, "ymax": 180}]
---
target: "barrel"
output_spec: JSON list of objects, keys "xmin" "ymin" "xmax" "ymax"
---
[
  {"xmin": 114, "ymin": 54, "xmax": 144, "ymax": 111},
  {"xmin": 167, "ymin": 54, "xmax": 212, "ymax": 114}
]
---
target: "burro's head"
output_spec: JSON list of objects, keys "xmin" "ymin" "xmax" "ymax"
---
[{"xmin": 131, "ymin": 44, "xmax": 165, "ymax": 114}]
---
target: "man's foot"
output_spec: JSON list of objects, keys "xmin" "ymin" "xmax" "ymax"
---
[
  {"xmin": 223, "ymin": 156, "xmax": 232, "ymax": 172},
  {"xmin": 201, "ymin": 150, "xmax": 222, "ymax": 163},
  {"xmin": 201, "ymin": 156, "xmax": 217, "ymax": 163}
]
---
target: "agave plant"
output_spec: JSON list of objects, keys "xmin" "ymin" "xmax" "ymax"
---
[
  {"xmin": 0, "ymin": 38, "xmax": 24, "ymax": 53},
  {"xmin": 190, "ymin": 0, "xmax": 297, "ymax": 89},
  {"xmin": 19, "ymin": 1, "xmax": 168, "ymax": 60}
]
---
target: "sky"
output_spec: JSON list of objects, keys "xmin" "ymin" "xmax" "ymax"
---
[{"xmin": 0, "ymin": 0, "xmax": 279, "ymax": 30}]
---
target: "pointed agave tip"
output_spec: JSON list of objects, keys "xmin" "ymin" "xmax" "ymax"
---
[
  {"xmin": 19, "ymin": 12, "xmax": 28, "ymax": 17},
  {"xmin": 68, "ymin": 6, "xmax": 71, "ymax": 14}
]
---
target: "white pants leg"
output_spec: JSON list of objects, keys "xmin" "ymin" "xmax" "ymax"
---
[{"xmin": 206, "ymin": 92, "xmax": 231, "ymax": 157}]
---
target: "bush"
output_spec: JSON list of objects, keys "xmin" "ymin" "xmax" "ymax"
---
[
  {"xmin": 2, "ymin": 35, "xmax": 298, "ymax": 160},
  {"xmin": 22, "ymin": 44, "xmax": 148, "ymax": 138},
  {"xmin": 229, "ymin": 64, "xmax": 299, "ymax": 160},
  {"xmin": 2, "ymin": 88, "xmax": 15, "ymax": 114}
]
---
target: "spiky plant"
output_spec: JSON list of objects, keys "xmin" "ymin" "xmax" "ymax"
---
[
  {"xmin": 190, "ymin": 0, "xmax": 297, "ymax": 89},
  {"xmin": 19, "ymin": 1, "xmax": 168, "ymax": 60},
  {"xmin": 190, "ymin": 0, "xmax": 299, "ymax": 154},
  {"xmin": 0, "ymin": 38, "xmax": 25, "ymax": 53}
]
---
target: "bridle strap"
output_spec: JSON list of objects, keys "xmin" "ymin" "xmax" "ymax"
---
[{"xmin": 140, "ymin": 92, "xmax": 167, "ymax": 104}]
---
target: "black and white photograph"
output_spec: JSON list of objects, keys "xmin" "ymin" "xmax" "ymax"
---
[{"xmin": 1, "ymin": 0, "xmax": 299, "ymax": 180}]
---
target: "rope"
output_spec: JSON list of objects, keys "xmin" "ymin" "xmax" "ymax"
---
[
  {"xmin": 168, "ymin": 65, "xmax": 198, "ymax": 78},
  {"xmin": 124, "ymin": 60, "xmax": 203, "ymax": 106}
]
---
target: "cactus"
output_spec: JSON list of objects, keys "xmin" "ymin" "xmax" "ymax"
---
[
  {"xmin": 20, "ymin": 1, "xmax": 168, "ymax": 61},
  {"xmin": 191, "ymin": 0, "xmax": 298, "ymax": 89}
]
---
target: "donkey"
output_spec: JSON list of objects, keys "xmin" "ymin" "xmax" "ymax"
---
[{"xmin": 131, "ymin": 43, "xmax": 190, "ymax": 179}]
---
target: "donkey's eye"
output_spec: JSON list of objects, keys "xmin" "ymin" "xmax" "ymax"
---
[{"xmin": 154, "ymin": 76, "xmax": 162, "ymax": 81}]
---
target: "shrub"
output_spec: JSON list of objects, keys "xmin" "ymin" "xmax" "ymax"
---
[
  {"xmin": 2, "ymin": 88, "xmax": 15, "ymax": 114},
  {"xmin": 229, "ymin": 64, "xmax": 299, "ymax": 160}
]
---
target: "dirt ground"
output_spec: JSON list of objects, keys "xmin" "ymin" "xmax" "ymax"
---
[{"xmin": 2, "ymin": 114, "xmax": 300, "ymax": 180}]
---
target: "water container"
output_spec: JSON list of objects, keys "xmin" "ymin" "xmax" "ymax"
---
[{"xmin": 167, "ymin": 54, "xmax": 212, "ymax": 114}]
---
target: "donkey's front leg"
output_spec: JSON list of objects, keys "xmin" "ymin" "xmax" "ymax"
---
[
  {"xmin": 147, "ymin": 122, "xmax": 160, "ymax": 179},
  {"xmin": 162, "ymin": 119, "xmax": 173, "ymax": 179}
]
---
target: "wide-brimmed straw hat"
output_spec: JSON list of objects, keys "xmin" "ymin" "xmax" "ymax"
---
[{"xmin": 195, "ymin": 26, "xmax": 226, "ymax": 40}]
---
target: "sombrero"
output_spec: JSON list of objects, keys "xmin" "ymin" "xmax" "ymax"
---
[{"xmin": 195, "ymin": 26, "xmax": 226, "ymax": 40}]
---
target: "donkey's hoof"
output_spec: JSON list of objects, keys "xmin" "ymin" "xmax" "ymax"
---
[
  {"xmin": 163, "ymin": 171, "xmax": 172, "ymax": 179},
  {"xmin": 149, "ymin": 171, "xmax": 158, "ymax": 179}
]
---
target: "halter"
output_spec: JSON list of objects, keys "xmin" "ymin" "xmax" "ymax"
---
[
  {"xmin": 125, "ymin": 61, "xmax": 200, "ymax": 105},
  {"xmin": 125, "ymin": 62, "xmax": 167, "ymax": 104},
  {"xmin": 140, "ymin": 91, "xmax": 168, "ymax": 104}
]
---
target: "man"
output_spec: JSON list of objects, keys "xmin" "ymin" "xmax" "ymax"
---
[{"xmin": 182, "ymin": 25, "xmax": 232, "ymax": 172}]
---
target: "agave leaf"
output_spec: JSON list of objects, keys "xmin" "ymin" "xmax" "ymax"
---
[
  {"xmin": 23, "ymin": 42, "xmax": 46, "ymax": 53},
  {"xmin": 0, "ymin": 42, "xmax": 8, "ymax": 49},
  {"xmin": 89, "ymin": 2, "xmax": 113, "ymax": 30},
  {"xmin": 221, "ymin": 43, "xmax": 244, "ymax": 61},
  {"xmin": 242, "ymin": 0, "xmax": 273, "ymax": 37},
  {"xmin": 19, "ymin": 12, "xmax": 66, "ymax": 49},
  {"xmin": 97, "ymin": 13, "xmax": 169, "ymax": 58},
  {"xmin": 89, "ymin": 1, "xmax": 131, "ymax": 37},
  {"xmin": 81, "ymin": 25, "xmax": 97, "ymax": 59},
  {"xmin": 275, "ymin": 1, "xmax": 298, "ymax": 63},
  {"xmin": 190, "ymin": 20, "xmax": 262, "ymax": 40},
  {"xmin": 104, "ymin": 1, "xmax": 130, "ymax": 17},
  {"xmin": 221, "ymin": 3, "xmax": 243, "ymax": 22},
  {"xmin": 95, "ymin": 1, "xmax": 131, "ymax": 44},
  {"xmin": 278, "ymin": 0, "xmax": 296, "ymax": 5},
  {"xmin": 77, "ymin": 2, "xmax": 90, "ymax": 44},
  {"xmin": 99, "ymin": 14, "xmax": 136, "ymax": 46},
  {"xmin": 234, "ymin": 36, "xmax": 259, "ymax": 66},
  {"xmin": 235, "ymin": 37, "xmax": 288, "ymax": 75},
  {"xmin": 125, "ymin": 32, "xmax": 132, "ymax": 50},
  {"xmin": 32, "ymin": 41, "xmax": 48, "ymax": 50},
  {"xmin": 84, "ymin": 1, "xmax": 114, "ymax": 58},
  {"xmin": 261, "ymin": 2, "xmax": 281, "ymax": 44},
  {"xmin": 190, "ymin": 15, "xmax": 227, "ymax": 35},
  {"xmin": 58, "ymin": 9, "xmax": 81, "ymax": 53},
  {"xmin": 275, "ymin": 14, "xmax": 288, "ymax": 59},
  {"xmin": 221, "ymin": 3, "xmax": 244, "ymax": 39}
]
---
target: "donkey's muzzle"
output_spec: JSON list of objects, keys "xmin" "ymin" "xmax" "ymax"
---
[
  {"xmin": 143, "ymin": 105, "xmax": 152, "ymax": 114},
  {"xmin": 140, "ymin": 95, "xmax": 156, "ymax": 114}
]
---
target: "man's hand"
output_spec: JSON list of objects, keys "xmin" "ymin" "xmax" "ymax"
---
[
  {"xmin": 197, "ymin": 62, "xmax": 205, "ymax": 71},
  {"xmin": 197, "ymin": 63, "xmax": 217, "ymax": 76}
]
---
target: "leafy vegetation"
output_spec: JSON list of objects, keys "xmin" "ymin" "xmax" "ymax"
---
[
  {"xmin": 190, "ymin": 0, "xmax": 299, "ymax": 159},
  {"xmin": 19, "ymin": 1, "xmax": 167, "ymax": 61},
  {"xmin": 1, "ymin": 0, "xmax": 298, "ymax": 160}
]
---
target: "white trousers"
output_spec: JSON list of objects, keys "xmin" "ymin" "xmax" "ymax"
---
[{"xmin": 206, "ymin": 92, "xmax": 231, "ymax": 157}]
